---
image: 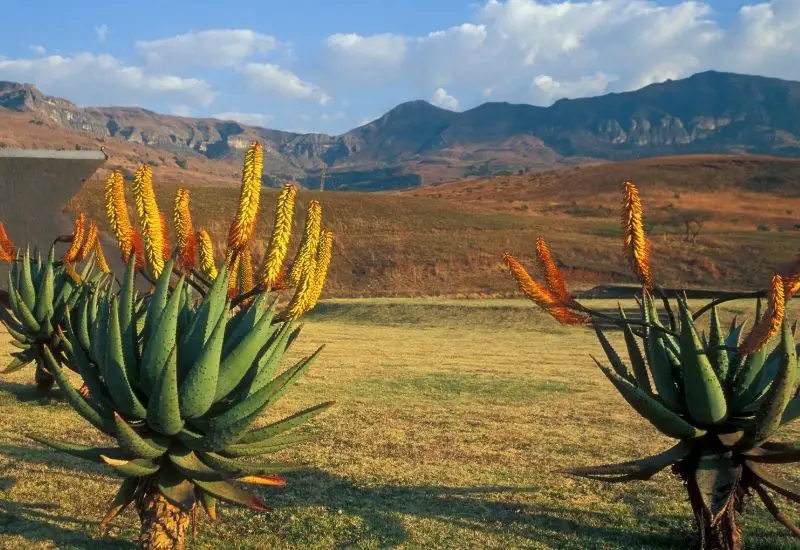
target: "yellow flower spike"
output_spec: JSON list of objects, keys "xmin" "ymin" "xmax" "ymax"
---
[
  {"xmin": 302, "ymin": 229, "xmax": 334, "ymax": 314},
  {"xmin": 621, "ymin": 180, "xmax": 653, "ymax": 291},
  {"xmin": 0, "ymin": 221, "xmax": 16, "ymax": 263},
  {"xmin": 535, "ymin": 237, "xmax": 572, "ymax": 305},
  {"xmin": 173, "ymin": 188, "xmax": 197, "ymax": 270},
  {"xmin": 237, "ymin": 247, "xmax": 254, "ymax": 297},
  {"xmin": 288, "ymin": 200, "xmax": 322, "ymax": 286},
  {"xmin": 227, "ymin": 252, "xmax": 241, "ymax": 299},
  {"xmin": 283, "ymin": 264, "xmax": 317, "ymax": 321},
  {"xmin": 503, "ymin": 253, "xmax": 588, "ymax": 325},
  {"xmin": 104, "ymin": 170, "xmax": 133, "ymax": 260},
  {"xmin": 63, "ymin": 213, "xmax": 86, "ymax": 263},
  {"xmin": 76, "ymin": 220, "xmax": 98, "ymax": 262},
  {"xmin": 132, "ymin": 164, "xmax": 165, "ymax": 277},
  {"xmin": 259, "ymin": 183, "xmax": 297, "ymax": 288},
  {"xmin": 741, "ymin": 274, "xmax": 785, "ymax": 354},
  {"xmin": 197, "ymin": 230, "xmax": 218, "ymax": 280},
  {"xmin": 227, "ymin": 141, "xmax": 264, "ymax": 252}
]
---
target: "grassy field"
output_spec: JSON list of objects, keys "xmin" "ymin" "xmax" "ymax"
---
[{"xmin": 2, "ymin": 298, "xmax": 800, "ymax": 549}]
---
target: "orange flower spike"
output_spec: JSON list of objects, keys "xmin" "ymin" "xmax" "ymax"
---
[
  {"xmin": 0, "ymin": 221, "xmax": 15, "ymax": 262},
  {"xmin": 76, "ymin": 220, "xmax": 99, "ymax": 262},
  {"xmin": 160, "ymin": 212, "xmax": 172, "ymax": 261},
  {"xmin": 94, "ymin": 239, "xmax": 111, "ymax": 274},
  {"xmin": 129, "ymin": 230, "xmax": 146, "ymax": 269},
  {"xmin": 621, "ymin": 180, "xmax": 653, "ymax": 291},
  {"xmin": 63, "ymin": 213, "xmax": 86, "ymax": 263},
  {"xmin": 535, "ymin": 236, "xmax": 572, "ymax": 305},
  {"xmin": 197, "ymin": 230, "xmax": 218, "ymax": 280},
  {"xmin": 740, "ymin": 274, "xmax": 785, "ymax": 354},
  {"xmin": 503, "ymin": 253, "xmax": 588, "ymax": 325}
]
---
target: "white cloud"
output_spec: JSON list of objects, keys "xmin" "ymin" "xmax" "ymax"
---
[
  {"xmin": 29, "ymin": 45, "xmax": 46, "ymax": 56},
  {"xmin": 136, "ymin": 29, "xmax": 277, "ymax": 69},
  {"xmin": 431, "ymin": 87, "xmax": 459, "ymax": 110},
  {"xmin": 95, "ymin": 24, "xmax": 109, "ymax": 42},
  {"xmin": 171, "ymin": 105, "xmax": 193, "ymax": 117},
  {"xmin": 212, "ymin": 111, "xmax": 274, "ymax": 127},
  {"xmin": 321, "ymin": 110, "xmax": 345, "ymax": 121},
  {"xmin": 322, "ymin": 0, "xmax": 800, "ymax": 106},
  {"xmin": 239, "ymin": 62, "xmax": 330, "ymax": 104},
  {"xmin": 0, "ymin": 53, "xmax": 216, "ymax": 108}
]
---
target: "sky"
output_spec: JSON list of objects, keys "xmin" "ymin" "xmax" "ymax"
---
[{"xmin": 0, "ymin": 0, "xmax": 799, "ymax": 135}]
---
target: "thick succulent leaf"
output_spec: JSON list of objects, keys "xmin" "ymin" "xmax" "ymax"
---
[
  {"xmin": 214, "ymin": 305, "xmax": 280, "ymax": 402},
  {"xmin": 104, "ymin": 298, "xmax": 147, "ymax": 420},
  {"xmin": 19, "ymin": 248, "xmax": 35, "ymax": 310},
  {"xmin": 592, "ymin": 323, "xmax": 634, "ymax": 384},
  {"xmin": 708, "ymin": 306, "xmax": 729, "ymax": 381},
  {"xmin": 33, "ymin": 258, "xmax": 54, "ymax": 324},
  {"xmin": 734, "ymin": 345, "xmax": 782, "ymax": 411},
  {"xmin": 694, "ymin": 452, "xmax": 742, "ymax": 526},
  {"xmin": 739, "ymin": 321, "xmax": 797, "ymax": 449},
  {"xmin": 220, "ymin": 434, "xmax": 312, "ymax": 458},
  {"xmin": 180, "ymin": 265, "xmax": 229, "ymax": 371},
  {"xmin": 99, "ymin": 477, "xmax": 138, "ymax": 533},
  {"xmin": 119, "ymin": 257, "xmax": 140, "ymax": 387},
  {"xmin": 617, "ymin": 305, "xmax": 652, "ymax": 394},
  {"xmin": 42, "ymin": 345, "xmax": 115, "ymax": 435},
  {"xmin": 11, "ymin": 283, "xmax": 41, "ymax": 334},
  {"xmin": 178, "ymin": 305, "xmax": 229, "ymax": 420},
  {"xmin": 246, "ymin": 322, "xmax": 295, "ymax": 397},
  {"xmin": 566, "ymin": 440, "xmax": 693, "ymax": 481},
  {"xmin": 113, "ymin": 413, "xmax": 169, "ymax": 460},
  {"xmin": 744, "ymin": 442, "xmax": 800, "ymax": 464},
  {"xmin": 196, "ymin": 489, "xmax": 218, "ymax": 521},
  {"xmin": 146, "ymin": 344, "xmax": 184, "ymax": 436},
  {"xmin": 732, "ymin": 306, "xmax": 768, "ymax": 398},
  {"xmin": 592, "ymin": 356, "xmax": 705, "ymax": 439},
  {"xmin": 156, "ymin": 466, "xmax": 197, "ymax": 512},
  {"xmin": 141, "ymin": 275, "xmax": 184, "ymax": 393},
  {"xmin": 26, "ymin": 434, "xmax": 122, "ymax": 463},
  {"xmin": 678, "ymin": 298, "xmax": 727, "ymax": 426},
  {"xmin": 237, "ymin": 401, "xmax": 334, "ymax": 446},
  {"xmin": 781, "ymin": 396, "xmax": 800, "ymax": 425},
  {"xmin": 751, "ymin": 481, "xmax": 800, "ymax": 538},
  {"xmin": 169, "ymin": 445, "xmax": 229, "ymax": 481},
  {"xmin": 142, "ymin": 258, "xmax": 174, "ymax": 352},
  {"xmin": 101, "ymin": 455, "xmax": 161, "ymax": 477},
  {"xmin": 746, "ymin": 461, "xmax": 800, "ymax": 505},
  {"xmin": 91, "ymin": 298, "xmax": 110, "ymax": 372},
  {"xmin": 3, "ymin": 347, "xmax": 36, "ymax": 374},
  {"xmin": 224, "ymin": 294, "xmax": 277, "ymax": 357},
  {"xmin": 238, "ymin": 475, "xmax": 286, "ymax": 486},
  {"xmin": 190, "ymin": 478, "xmax": 269, "ymax": 511},
  {"xmin": 198, "ymin": 452, "xmax": 298, "ymax": 476},
  {"xmin": 646, "ymin": 329, "xmax": 683, "ymax": 411},
  {"xmin": 64, "ymin": 316, "xmax": 115, "ymax": 412},
  {"xmin": 0, "ymin": 302, "xmax": 28, "ymax": 340}
]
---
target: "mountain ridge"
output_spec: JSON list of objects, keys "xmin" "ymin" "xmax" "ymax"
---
[{"xmin": 2, "ymin": 70, "xmax": 800, "ymax": 189}]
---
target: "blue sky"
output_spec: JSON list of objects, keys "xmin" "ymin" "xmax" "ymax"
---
[{"xmin": 1, "ymin": 1, "xmax": 798, "ymax": 135}]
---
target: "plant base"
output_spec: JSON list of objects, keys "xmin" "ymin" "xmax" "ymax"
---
[{"xmin": 136, "ymin": 485, "xmax": 192, "ymax": 550}]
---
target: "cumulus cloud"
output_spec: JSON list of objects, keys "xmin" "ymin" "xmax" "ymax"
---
[
  {"xmin": 0, "ymin": 53, "xmax": 216, "ymax": 108},
  {"xmin": 239, "ymin": 62, "xmax": 330, "ymax": 104},
  {"xmin": 95, "ymin": 24, "xmax": 109, "ymax": 42},
  {"xmin": 431, "ymin": 87, "xmax": 459, "ymax": 110},
  {"xmin": 322, "ymin": 0, "xmax": 800, "ymax": 106},
  {"xmin": 29, "ymin": 45, "xmax": 46, "ymax": 55},
  {"xmin": 136, "ymin": 29, "xmax": 277, "ymax": 69},
  {"xmin": 212, "ymin": 111, "xmax": 274, "ymax": 127}
]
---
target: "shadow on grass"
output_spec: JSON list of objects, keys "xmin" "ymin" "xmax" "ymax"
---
[
  {"xmin": 0, "ymin": 497, "xmax": 135, "ymax": 549},
  {"xmin": 265, "ymin": 468, "xmax": 692, "ymax": 548},
  {"xmin": 0, "ymin": 442, "xmax": 111, "ymax": 478},
  {"xmin": 0, "ymin": 380, "xmax": 62, "ymax": 404}
]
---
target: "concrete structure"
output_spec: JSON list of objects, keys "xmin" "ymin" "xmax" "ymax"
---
[{"xmin": 0, "ymin": 149, "xmax": 106, "ymax": 289}]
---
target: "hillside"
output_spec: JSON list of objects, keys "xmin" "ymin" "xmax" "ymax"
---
[
  {"xmin": 63, "ymin": 154, "xmax": 800, "ymax": 298},
  {"xmin": 4, "ymin": 70, "xmax": 800, "ymax": 188}
]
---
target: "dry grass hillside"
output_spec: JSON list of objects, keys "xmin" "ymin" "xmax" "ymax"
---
[{"xmin": 64, "ymin": 154, "xmax": 800, "ymax": 298}]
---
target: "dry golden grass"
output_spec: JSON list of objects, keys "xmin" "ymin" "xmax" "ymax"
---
[{"xmin": 1, "ymin": 298, "xmax": 799, "ymax": 549}]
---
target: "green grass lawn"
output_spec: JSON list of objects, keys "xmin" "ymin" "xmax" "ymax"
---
[{"xmin": 1, "ymin": 298, "xmax": 799, "ymax": 549}]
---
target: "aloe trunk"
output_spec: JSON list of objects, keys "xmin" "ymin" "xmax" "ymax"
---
[
  {"xmin": 685, "ymin": 472, "xmax": 743, "ymax": 550},
  {"xmin": 34, "ymin": 358, "xmax": 54, "ymax": 393},
  {"xmin": 136, "ymin": 484, "xmax": 193, "ymax": 550}
]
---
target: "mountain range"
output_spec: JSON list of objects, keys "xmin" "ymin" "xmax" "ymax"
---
[{"xmin": 2, "ymin": 70, "xmax": 800, "ymax": 190}]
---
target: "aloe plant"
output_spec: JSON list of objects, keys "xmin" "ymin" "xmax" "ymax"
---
[{"xmin": 31, "ymin": 258, "xmax": 332, "ymax": 549}]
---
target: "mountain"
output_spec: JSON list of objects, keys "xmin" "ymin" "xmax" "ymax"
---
[{"xmin": 2, "ymin": 71, "xmax": 800, "ymax": 189}]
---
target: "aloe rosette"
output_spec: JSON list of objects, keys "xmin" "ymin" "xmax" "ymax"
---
[{"xmin": 30, "ymin": 256, "xmax": 332, "ymax": 548}]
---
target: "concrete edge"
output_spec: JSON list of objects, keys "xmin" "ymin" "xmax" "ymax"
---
[{"xmin": 0, "ymin": 148, "xmax": 106, "ymax": 160}]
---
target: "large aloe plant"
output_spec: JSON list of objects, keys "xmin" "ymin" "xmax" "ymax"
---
[{"xmin": 32, "ymin": 258, "xmax": 332, "ymax": 549}]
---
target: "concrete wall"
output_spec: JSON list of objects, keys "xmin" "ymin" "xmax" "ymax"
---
[{"xmin": 0, "ymin": 149, "xmax": 106, "ymax": 289}]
